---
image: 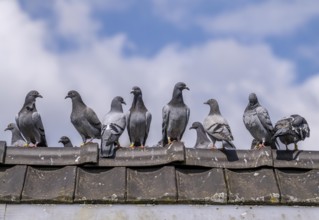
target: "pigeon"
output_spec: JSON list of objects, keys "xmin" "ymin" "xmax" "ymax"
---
[
  {"xmin": 189, "ymin": 121, "xmax": 213, "ymax": 149},
  {"xmin": 65, "ymin": 90, "xmax": 102, "ymax": 145},
  {"xmin": 15, "ymin": 90, "xmax": 47, "ymax": 147},
  {"xmin": 59, "ymin": 136, "xmax": 74, "ymax": 148},
  {"xmin": 243, "ymin": 93, "xmax": 277, "ymax": 149},
  {"xmin": 272, "ymin": 114, "xmax": 310, "ymax": 150},
  {"xmin": 4, "ymin": 123, "xmax": 27, "ymax": 147},
  {"xmin": 162, "ymin": 82, "xmax": 190, "ymax": 146},
  {"xmin": 203, "ymin": 98, "xmax": 236, "ymax": 149},
  {"xmin": 127, "ymin": 86, "xmax": 152, "ymax": 148},
  {"xmin": 101, "ymin": 96, "xmax": 126, "ymax": 157}
]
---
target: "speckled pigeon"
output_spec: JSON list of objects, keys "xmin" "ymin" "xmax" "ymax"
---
[
  {"xmin": 5, "ymin": 123, "xmax": 27, "ymax": 147},
  {"xmin": 243, "ymin": 93, "xmax": 277, "ymax": 149},
  {"xmin": 162, "ymin": 82, "xmax": 190, "ymax": 146},
  {"xmin": 59, "ymin": 136, "xmax": 74, "ymax": 148},
  {"xmin": 203, "ymin": 99, "xmax": 236, "ymax": 149},
  {"xmin": 65, "ymin": 90, "xmax": 102, "ymax": 145},
  {"xmin": 15, "ymin": 90, "xmax": 47, "ymax": 147},
  {"xmin": 101, "ymin": 96, "xmax": 126, "ymax": 157},
  {"xmin": 272, "ymin": 114, "xmax": 310, "ymax": 150},
  {"xmin": 189, "ymin": 121, "xmax": 213, "ymax": 149},
  {"xmin": 127, "ymin": 86, "xmax": 152, "ymax": 148}
]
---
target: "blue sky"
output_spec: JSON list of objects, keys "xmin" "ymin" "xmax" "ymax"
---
[{"xmin": 1, "ymin": 0, "xmax": 319, "ymax": 149}]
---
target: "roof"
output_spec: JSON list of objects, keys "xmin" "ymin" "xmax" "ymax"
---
[{"xmin": 0, "ymin": 141, "xmax": 318, "ymax": 205}]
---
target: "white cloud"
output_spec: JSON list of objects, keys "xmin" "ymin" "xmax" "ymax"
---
[
  {"xmin": 0, "ymin": 1, "xmax": 318, "ymax": 151},
  {"xmin": 150, "ymin": 0, "xmax": 319, "ymax": 38},
  {"xmin": 197, "ymin": 0, "xmax": 319, "ymax": 37}
]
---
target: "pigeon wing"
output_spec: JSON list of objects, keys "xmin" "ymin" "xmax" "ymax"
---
[{"xmin": 256, "ymin": 106, "xmax": 273, "ymax": 132}]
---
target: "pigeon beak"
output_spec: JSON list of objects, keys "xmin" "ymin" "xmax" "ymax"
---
[
  {"xmin": 58, "ymin": 140, "xmax": 62, "ymax": 143},
  {"xmin": 4, "ymin": 127, "xmax": 9, "ymax": 131},
  {"xmin": 122, "ymin": 101, "xmax": 126, "ymax": 105},
  {"xmin": 65, "ymin": 95, "xmax": 70, "ymax": 99},
  {"xmin": 184, "ymin": 86, "xmax": 190, "ymax": 91},
  {"xmin": 203, "ymin": 101, "xmax": 208, "ymax": 105},
  {"xmin": 37, "ymin": 94, "xmax": 43, "ymax": 98},
  {"xmin": 189, "ymin": 126, "xmax": 194, "ymax": 130},
  {"xmin": 130, "ymin": 90, "xmax": 134, "ymax": 94}
]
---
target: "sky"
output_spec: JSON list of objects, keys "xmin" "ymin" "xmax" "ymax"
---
[{"xmin": 0, "ymin": 0, "xmax": 319, "ymax": 150}]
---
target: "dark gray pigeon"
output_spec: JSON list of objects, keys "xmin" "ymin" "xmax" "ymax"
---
[
  {"xmin": 203, "ymin": 99, "xmax": 236, "ymax": 149},
  {"xmin": 15, "ymin": 90, "xmax": 47, "ymax": 147},
  {"xmin": 101, "ymin": 96, "xmax": 126, "ymax": 157},
  {"xmin": 162, "ymin": 82, "xmax": 190, "ymax": 146},
  {"xmin": 189, "ymin": 121, "xmax": 213, "ymax": 149},
  {"xmin": 127, "ymin": 86, "xmax": 152, "ymax": 148},
  {"xmin": 65, "ymin": 90, "xmax": 102, "ymax": 145},
  {"xmin": 243, "ymin": 93, "xmax": 277, "ymax": 149},
  {"xmin": 272, "ymin": 114, "xmax": 310, "ymax": 150},
  {"xmin": 5, "ymin": 123, "xmax": 27, "ymax": 147},
  {"xmin": 59, "ymin": 136, "xmax": 74, "ymax": 147}
]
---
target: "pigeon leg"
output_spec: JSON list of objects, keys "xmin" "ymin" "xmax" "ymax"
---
[
  {"xmin": 285, "ymin": 145, "xmax": 289, "ymax": 151},
  {"xmin": 130, "ymin": 143, "xmax": 135, "ymax": 149},
  {"xmin": 294, "ymin": 143, "xmax": 299, "ymax": 151}
]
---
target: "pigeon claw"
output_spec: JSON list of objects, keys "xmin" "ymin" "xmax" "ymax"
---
[{"xmin": 129, "ymin": 143, "xmax": 135, "ymax": 149}]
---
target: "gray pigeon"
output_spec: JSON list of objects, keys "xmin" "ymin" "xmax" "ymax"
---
[
  {"xmin": 59, "ymin": 136, "xmax": 74, "ymax": 147},
  {"xmin": 15, "ymin": 90, "xmax": 47, "ymax": 147},
  {"xmin": 101, "ymin": 96, "xmax": 126, "ymax": 157},
  {"xmin": 127, "ymin": 86, "xmax": 152, "ymax": 148},
  {"xmin": 189, "ymin": 121, "xmax": 213, "ymax": 149},
  {"xmin": 272, "ymin": 114, "xmax": 310, "ymax": 150},
  {"xmin": 5, "ymin": 123, "xmax": 27, "ymax": 147},
  {"xmin": 65, "ymin": 90, "xmax": 102, "ymax": 145},
  {"xmin": 162, "ymin": 82, "xmax": 190, "ymax": 146},
  {"xmin": 243, "ymin": 93, "xmax": 277, "ymax": 149},
  {"xmin": 203, "ymin": 99, "xmax": 236, "ymax": 149}
]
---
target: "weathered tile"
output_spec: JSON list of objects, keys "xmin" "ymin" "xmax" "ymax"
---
[
  {"xmin": 185, "ymin": 148, "xmax": 273, "ymax": 169},
  {"xmin": 225, "ymin": 168, "xmax": 280, "ymax": 204},
  {"xmin": 98, "ymin": 142, "xmax": 185, "ymax": 167},
  {"xmin": 0, "ymin": 165, "xmax": 27, "ymax": 202},
  {"xmin": 4, "ymin": 143, "xmax": 98, "ymax": 166},
  {"xmin": 276, "ymin": 169, "xmax": 319, "ymax": 205},
  {"xmin": 273, "ymin": 150, "xmax": 319, "ymax": 169},
  {"xmin": 176, "ymin": 167, "xmax": 227, "ymax": 203},
  {"xmin": 127, "ymin": 166, "xmax": 177, "ymax": 203},
  {"xmin": 74, "ymin": 167, "xmax": 126, "ymax": 203},
  {"xmin": 0, "ymin": 141, "xmax": 6, "ymax": 164},
  {"xmin": 22, "ymin": 166, "xmax": 76, "ymax": 203}
]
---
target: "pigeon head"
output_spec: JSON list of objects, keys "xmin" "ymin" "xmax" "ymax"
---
[
  {"xmin": 204, "ymin": 98, "xmax": 221, "ymax": 115},
  {"xmin": 4, "ymin": 123, "xmax": 16, "ymax": 131},
  {"xmin": 175, "ymin": 82, "xmax": 189, "ymax": 91},
  {"xmin": 114, "ymin": 96, "xmax": 126, "ymax": 105},
  {"xmin": 248, "ymin": 93, "xmax": 259, "ymax": 106},
  {"xmin": 59, "ymin": 136, "xmax": 70, "ymax": 144},
  {"xmin": 189, "ymin": 121, "xmax": 202, "ymax": 130},
  {"xmin": 65, "ymin": 90, "xmax": 81, "ymax": 99},
  {"xmin": 25, "ymin": 90, "xmax": 42, "ymax": 103},
  {"xmin": 130, "ymin": 86, "xmax": 142, "ymax": 96}
]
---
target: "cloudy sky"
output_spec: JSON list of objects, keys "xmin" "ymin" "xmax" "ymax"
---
[{"xmin": 0, "ymin": 0, "xmax": 319, "ymax": 150}]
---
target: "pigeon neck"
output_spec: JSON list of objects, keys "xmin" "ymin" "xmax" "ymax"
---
[
  {"xmin": 64, "ymin": 142, "xmax": 73, "ymax": 148},
  {"xmin": 72, "ymin": 97, "xmax": 86, "ymax": 110},
  {"xmin": 131, "ymin": 94, "xmax": 147, "ymax": 111},
  {"xmin": 209, "ymin": 105, "xmax": 221, "ymax": 115},
  {"xmin": 195, "ymin": 127, "xmax": 210, "ymax": 145},
  {"xmin": 246, "ymin": 102, "xmax": 260, "ymax": 110},
  {"xmin": 169, "ymin": 89, "xmax": 184, "ymax": 105},
  {"xmin": 23, "ymin": 97, "xmax": 36, "ymax": 109},
  {"xmin": 111, "ymin": 101, "xmax": 123, "ymax": 113},
  {"xmin": 11, "ymin": 128, "xmax": 25, "ymax": 144}
]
